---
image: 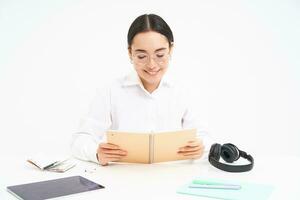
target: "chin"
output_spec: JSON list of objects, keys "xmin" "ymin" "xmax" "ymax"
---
[
  {"xmin": 144, "ymin": 74, "xmax": 162, "ymax": 83},
  {"xmin": 147, "ymin": 79, "xmax": 161, "ymax": 85}
]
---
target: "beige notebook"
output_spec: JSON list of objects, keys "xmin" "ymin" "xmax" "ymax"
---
[{"xmin": 106, "ymin": 129, "xmax": 197, "ymax": 164}]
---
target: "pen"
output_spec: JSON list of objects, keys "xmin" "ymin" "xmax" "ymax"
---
[
  {"xmin": 189, "ymin": 183, "xmax": 241, "ymax": 190},
  {"xmin": 43, "ymin": 161, "xmax": 59, "ymax": 170},
  {"xmin": 192, "ymin": 180, "xmax": 237, "ymax": 186}
]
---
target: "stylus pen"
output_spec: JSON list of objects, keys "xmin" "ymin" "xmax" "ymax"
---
[
  {"xmin": 189, "ymin": 183, "xmax": 241, "ymax": 190},
  {"xmin": 43, "ymin": 161, "xmax": 59, "ymax": 170},
  {"xmin": 192, "ymin": 180, "xmax": 238, "ymax": 185}
]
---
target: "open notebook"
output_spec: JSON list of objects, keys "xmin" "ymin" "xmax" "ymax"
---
[
  {"xmin": 27, "ymin": 153, "xmax": 76, "ymax": 173},
  {"xmin": 106, "ymin": 129, "xmax": 197, "ymax": 163}
]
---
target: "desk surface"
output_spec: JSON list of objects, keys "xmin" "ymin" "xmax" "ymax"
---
[{"xmin": 1, "ymin": 154, "xmax": 300, "ymax": 200}]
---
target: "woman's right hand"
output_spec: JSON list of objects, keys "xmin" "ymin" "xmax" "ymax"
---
[{"xmin": 96, "ymin": 143, "xmax": 127, "ymax": 166}]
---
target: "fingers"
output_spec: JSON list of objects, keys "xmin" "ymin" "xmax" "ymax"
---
[
  {"xmin": 178, "ymin": 139, "xmax": 205, "ymax": 158},
  {"xmin": 178, "ymin": 146, "xmax": 204, "ymax": 155},
  {"xmin": 178, "ymin": 145, "xmax": 201, "ymax": 153},
  {"xmin": 101, "ymin": 149, "xmax": 127, "ymax": 156},
  {"xmin": 178, "ymin": 139, "xmax": 203, "ymax": 149},
  {"xmin": 100, "ymin": 143, "xmax": 121, "ymax": 150},
  {"xmin": 180, "ymin": 148, "xmax": 204, "ymax": 156},
  {"xmin": 186, "ymin": 139, "xmax": 203, "ymax": 147},
  {"xmin": 97, "ymin": 143, "xmax": 128, "ymax": 166},
  {"xmin": 98, "ymin": 153, "xmax": 125, "ymax": 166},
  {"xmin": 99, "ymin": 143, "xmax": 127, "ymax": 155},
  {"xmin": 178, "ymin": 141, "xmax": 204, "ymax": 153},
  {"xmin": 99, "ymin": 157, "xmax": 121, "ymax": 166},
  {"xmin": 179, "ymin": 149, "xmax": 204, "ymax": 160}
]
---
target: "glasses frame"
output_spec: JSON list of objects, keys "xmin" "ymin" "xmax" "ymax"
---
[{"xmin": 131, "ymin": 50, "xmax": 170, "ymax": 66}]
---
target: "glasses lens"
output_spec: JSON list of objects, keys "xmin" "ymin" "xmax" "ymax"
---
[
  {"xmin": 133, "ymin": 53, "xmax": 168, "ymax": 66},
  {"xmin": 154, "ymin": 53, "xmax": 168, "ymax": 65},
  {"xmin": 133, "ymin": 53, "xmax": 148, "ymax": 65}
]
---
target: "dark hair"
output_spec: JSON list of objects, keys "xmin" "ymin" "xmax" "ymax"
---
[{"xmin": 127, "ymin": 14, "xmax": 174, "ymax": 49}]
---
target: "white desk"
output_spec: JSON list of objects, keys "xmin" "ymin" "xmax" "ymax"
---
[{"xmin": 1, "ymin": 154, "xmax": 300, "ymax": 200}]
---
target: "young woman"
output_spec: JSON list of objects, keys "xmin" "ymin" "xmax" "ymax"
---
[{"xmin": 71, "ymin": 14, "xmax": 209, "ymax": 166}]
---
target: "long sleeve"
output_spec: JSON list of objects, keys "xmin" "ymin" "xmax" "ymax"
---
[
  {"xmin": 71, "ymin": 87, "xmax": 112, "ymax": 163},
  {"xmin": 182, "ymin": 108, "xmax": 213, "ymax": 152},
  {"xmin": 181, "ymin": 90, "xmax": 214, "ymax": 153}
]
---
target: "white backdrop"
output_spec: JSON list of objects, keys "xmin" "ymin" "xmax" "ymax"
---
[{"xmin": 0, "ymin": 0, "xmax": 299, "ymax": 158}]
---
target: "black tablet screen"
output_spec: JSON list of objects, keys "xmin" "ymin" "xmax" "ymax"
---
[{"xmin": 7, "ymin": 176, "xmax": 104, "ymax": 200}]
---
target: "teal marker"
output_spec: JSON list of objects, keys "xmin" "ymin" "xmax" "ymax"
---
[
  {"xmin": 191, "ymin": 180, "xmax": 242, "ymax": 190},
  {"xmin": 189, "ymin": 183, "xmax": 241, "ymax": 190},
  {"xmin": 193, "ymin": 180, "xmax": 234, "ymax": 185}
]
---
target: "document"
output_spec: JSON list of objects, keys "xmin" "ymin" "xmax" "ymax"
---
[
  {"xmin": 106, "ymin": 129, "xmax": 197, "ymax": 163},
  {"xmin": 27, "ymin": 153, "xmax": 76, "ymax": 172}
]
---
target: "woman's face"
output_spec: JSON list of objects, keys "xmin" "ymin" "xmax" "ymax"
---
[{"xmin": 129, "ymin": 31, "xmax": 172, "ymax": 89}]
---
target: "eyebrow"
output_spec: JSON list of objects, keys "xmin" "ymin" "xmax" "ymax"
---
[{"xmin": 134, "ymin": 47, "xmax": 167, "ymax": 53}]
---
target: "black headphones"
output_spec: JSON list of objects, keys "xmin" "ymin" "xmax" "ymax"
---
[{"xmin": 208, "ymin": 143, "xmax": 254, "ymax": 173}]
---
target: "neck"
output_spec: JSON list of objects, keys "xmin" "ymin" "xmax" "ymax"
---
[{"xmin": 142, "ymin": 81, "xmax": 160, "ymax": 94}]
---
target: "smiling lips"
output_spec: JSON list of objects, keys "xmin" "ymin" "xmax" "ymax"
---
[{"xmin": 145, "ymin": 69, "xmax": 160, "ymax": 76}]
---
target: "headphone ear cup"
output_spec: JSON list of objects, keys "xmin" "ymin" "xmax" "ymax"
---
[
  {"xmin": 221, "ymin": 143, "xmax": 240, "ymax": 163},
  {"xmin": 209, "ymin": 143, "xmax": 222, "ymax": 161}
]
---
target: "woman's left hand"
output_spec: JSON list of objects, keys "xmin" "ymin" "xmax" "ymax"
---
[{"xmin": 177, "ymin": 139, "xmax": 205, "ymax": 159}]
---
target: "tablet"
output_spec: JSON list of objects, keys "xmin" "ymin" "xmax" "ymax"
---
[{"xmin": 7, "ymin": 176, "xmax": 104, "ymax": 200}]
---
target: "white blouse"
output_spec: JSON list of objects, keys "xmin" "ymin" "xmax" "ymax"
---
[{"xmin": 71, "ymin": 71, "xmax": 211, "ymax": 163}]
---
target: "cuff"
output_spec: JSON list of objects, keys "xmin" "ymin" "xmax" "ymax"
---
[{"xmin": 85, "ymin": 141, "xmax": 99, "ymax": 164}]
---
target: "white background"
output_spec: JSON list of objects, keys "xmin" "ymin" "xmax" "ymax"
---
[{"xmin": 0, "ymin": 0, "xmax": 299, "ymax": 159}]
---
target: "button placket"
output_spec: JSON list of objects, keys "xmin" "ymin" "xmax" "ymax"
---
[{"xmin": 149, "ymin": 96, "xmax": 156, "ymax": 131}]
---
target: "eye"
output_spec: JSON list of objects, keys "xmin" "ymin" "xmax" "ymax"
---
[
  {"xmin": 137, "ymin": 55, "xmax": 147, "ymax": 59},
  {"xmin": 156, "ymin": 54, "xmax": 165, "ymax": 58}
]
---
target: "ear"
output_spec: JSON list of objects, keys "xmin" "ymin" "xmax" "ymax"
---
[
  {"xmin": 169, "ymin": 43, "xmax": 174, "ymax": 56},
  {"xmin": 128, "ymin": 47, "xmax": 133, "ymax": 61}
]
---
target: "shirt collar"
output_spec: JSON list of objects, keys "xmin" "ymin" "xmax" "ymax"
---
[{"xmin": 122, "ymin": 71, "xmax": 173, "ymax": 88}]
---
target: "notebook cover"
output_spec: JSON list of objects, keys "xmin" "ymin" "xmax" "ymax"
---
[
  {"xmin": 153, "ymin": 129, "xmax": 197, "ymax": 163},
  {"xmin": 107, "ymin": 130, "xmax": 150, "ymax": 163}
]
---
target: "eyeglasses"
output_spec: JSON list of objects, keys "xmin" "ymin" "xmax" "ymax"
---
[{"xmin": 132, "ymin": 51, "xmax": 170, "ymax": 66}]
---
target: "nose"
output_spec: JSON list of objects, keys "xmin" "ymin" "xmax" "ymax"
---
[{"xmin": 147, "ymin": 57, "xmax": 156, "ymax": 69}]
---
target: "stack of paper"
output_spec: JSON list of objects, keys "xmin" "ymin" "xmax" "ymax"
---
[{"xmin": 27, "ymin": 153, "xmax": 76, "ymax": 173}]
